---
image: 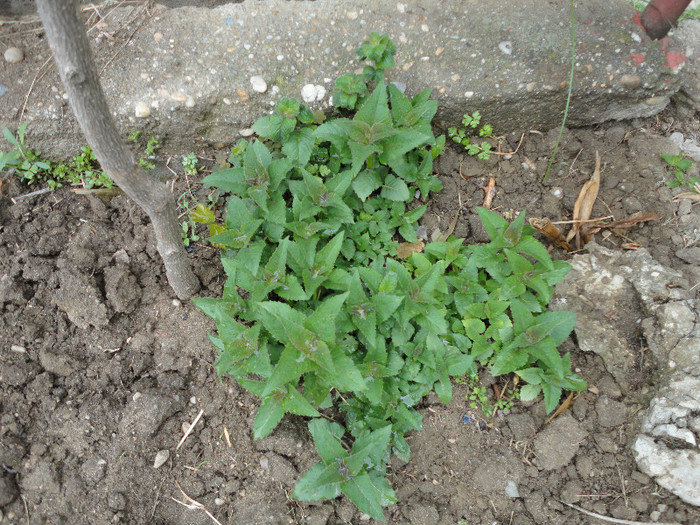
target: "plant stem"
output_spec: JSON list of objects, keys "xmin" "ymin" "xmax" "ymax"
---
[{"xmin": 543, "ymin": 0, "xmax": 576, "ymax": 184}]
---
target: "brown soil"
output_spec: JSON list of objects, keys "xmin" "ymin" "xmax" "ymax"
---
[{"xmin": 1, "ymin": 104, "xmax": 700, "ymax": 525}]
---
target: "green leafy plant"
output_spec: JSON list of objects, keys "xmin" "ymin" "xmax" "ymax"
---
[
  {"xmin": 661, "ymin": 153, "xmax": 697, "ymax": 190},
  {"xmin": 1, "ymin": 124, "xmax": 53, "ymax": 187},
  {"xmin": 447, "ymin": 111, "xmax": 494, "ymax": 160},
  {"xmin": 138, "ymin": 137, "xmax": 159, "ymax": 171},
  {"xmin": 194, "ymin": 34, "xmax": 584, "ymax": 521},
  {"xmin": 461, "ymin": 372, "xmax": 517, "ymax": 417},
  {"xmin": 333, "ymin": 32, "xmax": 396, "ymax": 110},
  {"xmin": 183, "ymin": 152, "xmax": 199, "ymax": 176},
  {"xmin": 1, "ymin": 125, "xmax": 112, "ymax": 190}
]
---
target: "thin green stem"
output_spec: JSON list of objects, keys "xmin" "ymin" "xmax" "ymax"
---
[{"xmin": 543, "ymin": 0, "xmax": 576, "ymax": 184}]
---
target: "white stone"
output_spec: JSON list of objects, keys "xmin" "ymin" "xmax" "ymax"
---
[
  {"xmin": 134, "ymin": 101, "xmax": 151, "ymax": 118},
  {"xmin": 301, "ymin": 84, "xmax": 326, "ymax": 103},
  {"xmin": 153, "ymin": 449, "xmax": 169, "ymax": 469},
  {"xmin": 4, "ymin": 47, "xmax": 24, "ymax": 64},
  {"xmin": 505, "ymin": 480, "xmax": 520, "ymax": 498},
  {"xmin": 498, "ymin": 41, "xmax": 513, "ymax": 55},
  {"xmin": 239, "ymin": 128, "xmax": 254, "ymax": 137},
  {"xmin": 250, "ymin": 75, "xmax": 267, "ymax": 93}
]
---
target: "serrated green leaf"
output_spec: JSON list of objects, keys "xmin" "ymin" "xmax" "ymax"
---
[
  {"xmin": 381, "ymin": 174, "xmax": 410, "ymax": 201},
  {"xmin": 378, "ymin": 129, "xmax": 430, "ymax": 163},
  {"xmin": 253, "ymin": 395, "xmax": 285, "ymax": 439},
  {"xmin": 490, "ymin": 347, "xmax": 529, "ymax": 376},
  {"xmin": 282, "ymin": 385, "xmax": 320, "ymax": 417},
  {"xmin": 292, "ymin": 461, "xmax": 343, "ymax": 501},
  {"xmin": 355, "ymin": 81, "xmax": 391, "ymax": 127},
  {"xmin": 309, "ymin": 419, "xmax": 347, "ymax": 462},
  {"xmin": 304, "ymin": 292, "xmax": 349, "ymax": 344},
  {"xmin": 341, "ymin": 473, "xmax": 394, "ymax": 522},
  {"xmin": 519, "ymin": 383, "xmax": 542, "ymax": 402},
  {"xmin": 353, "ymin": 169, "xmax": 382, "ymax": 201},
  {"xmin": 515, "ymin": 367, "xmax": 543, "ymax": 385},
  {"xmin": 524, "ymin": 310, "xmax": 576, "ymax": 346},
  {"xmin": 202, "ymin": 167, "xmax": 246, "ymax": 193},
  {"xmin": 476, "ymin": 207, "xmax": 509, "ymax": 242},
  {"xmin": 282, "ymin": 128, "xmax": 315, "ymax": 166},
  {"xmin": 542, "ymin": 382, "xmax": 563, "ymax": 414}
]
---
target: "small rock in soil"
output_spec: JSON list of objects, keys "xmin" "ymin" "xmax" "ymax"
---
[
  {"xmin": 80, "ymin": 458, "xmax": 107, "ymax": 486},
  {"xmin": 118, "ymin": 392, "xmax": 177, "ymax": 438},
  {"xmin": 54, "ymin": 271, "xmax": 109, "ymax": 329},
  {"xmin": 38, "ymin": 348, "xmax": 77, "ymax": 376},
  {"xmin": 153, "ymin": 449, "xmax": 169, "ymax": 469},
  {"xmin": 4, "ymin": 47, "xmax": 24, "ymax": 64},
  {"xmin": 104, "ymin": 264, "xmax": 142, "ymax": 314},
  {"xmin": 596, "ymin": 396, "xmax": 627, "ymax": 428},
  {"xmin": 0, "ymin": 475, "xmax": 18, "ymax": 506},
  {"xmin": 21, "ymin": 461, "xmax": 61, "ymax": 499},
  {"xmin": 305, "ymin": 505, "xmax": 333, "ymax": 525},
  {"xmin": 505, "ymin": 480, "xmax": 520, "ymax": 498},
  {"xmin": 560, "ymin": 479, "xmax": 583, "ymax": 503},
  {"xmin": 533, "ymin": 414, "xmax": 587, "ymax": 471},
  {"xmin": 107, "ymin": 491, "xmax": 126, "ymax": 511},
  {"xmin": 506, "ymin": 413, "xmax": 537, "ymax": 441}
]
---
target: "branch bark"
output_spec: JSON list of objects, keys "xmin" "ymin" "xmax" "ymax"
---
[{"xmin": 35, "ymin": 0, "xmax": 200, "ymax": 299}]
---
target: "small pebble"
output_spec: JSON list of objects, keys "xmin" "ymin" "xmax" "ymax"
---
[
  {"xmin": 0, "ymin": 84, "xmax": 8, "ymax": 97},
  {"xmin": 214, "ymin": 498, "xmax": 225, "ymax": 506},
  {"xmin": 190, "ymin": 396, "xmax": 197, "ymax": 404},
  {"xmin": 505, "ymin": 480, "xmax": 520, "ymax": 498},
  {"xmin": 10, "ymin": 345, "xmax": 26, "ymax": 353},
  {"xmin": 4, "ymin": 47, "xmax": 24, "ymax": 64},
  {"xmin": 134, "ymin": 101, "xmax": 151, "ymax": 118},
  {"xmin": 172, "ymin": 299, "xmax": 182, "ymax": 307},
  {"xmin": 250, "ymin": 76, "xmax": 267, "ymax": 93},
  {"xmin": 239, "ymin": 128, "xmax": 254, "ymax": 137},
  {"xmin": 498, "ymin": 41, "xmax": 513, "ymax": 55},
  {"xmin": 153, "ymin": 450, "xmax": 169, "ymax": 469}
]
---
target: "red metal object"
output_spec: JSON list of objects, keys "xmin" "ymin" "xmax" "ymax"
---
[{"xmin": 641, "ymin": 0, "xmax": 692, "ymax": 39}]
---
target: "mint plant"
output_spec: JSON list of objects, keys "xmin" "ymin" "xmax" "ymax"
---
[
  {"xmin": 333, "ymin": 32, "xmax": 396, "ymax": 110},
  {"xmin": 195, "ymin": 35, "xmax": 584, "ymax": 521},
  {"xmin": 448, "ymin": 111, "xmax": 494, "ymax": 160},
  {"xmin": 660, "ymin": 153, "xmax": 697, "ymax": 190}
]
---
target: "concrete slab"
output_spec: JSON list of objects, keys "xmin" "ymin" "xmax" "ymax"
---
[{"xmin": 0, "ymin": 0, "xmax": 696, "ymax": 157}]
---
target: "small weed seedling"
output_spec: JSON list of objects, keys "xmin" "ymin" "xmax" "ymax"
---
[
  {"xmin": 661, "ymin": 153, "xmax": 697, "ymax": 190},
  {"xmin": 1, "ymin": 124, "xmax": 112, "ymax": 190},
  {"xmin": 183, "ymin": 153, "xmax": 199, "ymax": 176},
  {"xmin": 194, "ymin": 34, "xmax": 584, "ymax": 521},
  {"xmin": 448, "ymin": 111, "xmax": 494, "ymax": 160}
]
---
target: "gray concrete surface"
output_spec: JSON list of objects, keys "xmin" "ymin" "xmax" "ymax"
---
[
  {"xmin": 553, "ymin": 243, "xmax": 700, "ymax": 508},
  {"xmin": 0, "ymin": 0, "xmax": 697, "ymax": 157}
]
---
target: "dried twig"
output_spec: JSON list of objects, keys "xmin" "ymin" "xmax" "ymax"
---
[
  {"xmin": 176, "ymin": 409, "xmax": 204, "ymax": 451},
  {"xmin": 561, "ymin": 501, "xmax": 680, "ymax": 525},
  {"xmin": 11, "ymin": 186, "xmax": 52, "ymax": 203},
  {"xmin": 171, "ymin": 480, "xmax": 222, "ymax": 525},
  {"xmin": 19, "ymin": 57, "xmax": 52, "ymax": 121}
]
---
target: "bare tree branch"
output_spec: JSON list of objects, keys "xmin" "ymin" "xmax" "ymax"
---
[{"xmin": 35, "ymin": 0, "xmax": 200, "ymax": 299}]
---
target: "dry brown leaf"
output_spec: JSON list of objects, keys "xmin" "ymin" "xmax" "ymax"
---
[
  {"xmin": 545, "ymin": 392, "xmax": 574, "ymax": 424},
  {"xmin": 600, "ymin": 212, "xmax": 660, "ymax": 229},
  {"xmin": 396, "ymin": 240, "xmax": 425, "ymax": 259},
  {"xmin": 673, "ymin": 183, "xmax": 700, "ymax": 202},
  {"xmin": 482, "ymin": 177, "xmax": 496, "ymax": 209},
  {"xmin": 622, "ymin": 242, "xmax": 642, "ymax": 250},
  {"xmin": 567, "ymin": 151, "xmax": 601, "ymax": 250},
  {"xmin": 529, "ymin": 218, "xmax": 572, "ymax": 252}
]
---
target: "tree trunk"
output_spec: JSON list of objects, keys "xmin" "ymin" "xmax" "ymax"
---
[{"xmin": 35, "ymin": 0, "xmax": 200, "ymax": 300}]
